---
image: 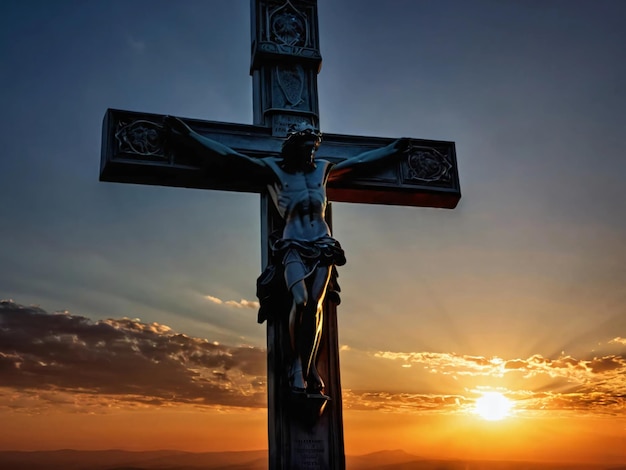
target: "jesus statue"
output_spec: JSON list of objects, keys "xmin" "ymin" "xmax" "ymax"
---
[{"xmin": 165, "ymin": 116, "xmax": 408, "ymax": 397}]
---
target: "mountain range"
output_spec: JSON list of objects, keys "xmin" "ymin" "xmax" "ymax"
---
[{"xmin": 0, "ymin": 449, "xmax": 620, "ymax": 470}]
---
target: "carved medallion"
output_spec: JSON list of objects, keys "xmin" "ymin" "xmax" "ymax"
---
[
  {"xmin": 277, "ymin": 64, "xmax": 304, "ymax": 107},
  {"xmin": 406, "ymin": 148, "xmax": 453, "ymax": 183},
  {"xmin": 269, "ymin": 1, "xmax": 306, "ymax": 47},
  {"xmin": 115, "ymin": 120, "xmax": 165, "ymax": 158}
]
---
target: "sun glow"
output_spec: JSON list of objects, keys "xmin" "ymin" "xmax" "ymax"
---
[{"xmin": 474, "ymin": 392, "xmax": 512, "ymax": 421}]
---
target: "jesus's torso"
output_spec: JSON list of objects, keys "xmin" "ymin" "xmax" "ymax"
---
[{"xmin": 265, "ymin": 159, "xmax": 333, "ymax": 242}]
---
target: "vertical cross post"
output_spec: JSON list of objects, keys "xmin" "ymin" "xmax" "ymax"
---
[
  {"xmin": 251, "ymin": 1, "xmax": 345, "ymax": 468},
  {"xmin": 101, "ymin": 2, "xmax": 460, "ymax": 468}
]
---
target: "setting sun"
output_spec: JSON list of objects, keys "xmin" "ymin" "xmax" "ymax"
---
[{"xmin": 474, "ymin": 392, "xmax": 512, "ymax": 421}]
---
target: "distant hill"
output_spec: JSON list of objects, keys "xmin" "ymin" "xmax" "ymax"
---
[
  {"xmin": 0, "ymin": 449, "xmax": 266, "ymax": 470},
  {"xmin": 346, "ymin": 451, "xmax": 614, "ymax": 470},
  {"xmin": 0, "ymin": 449, "xmax": 614, "ymax": 470},
  {"xmin": 346, "ymin": 449, "xmax": 424, "ymax": 469}
]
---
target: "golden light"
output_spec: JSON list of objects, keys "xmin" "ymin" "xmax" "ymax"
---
[{"xmin": 474, "ymin": 392, "xmax": 512, "ymax": 421}]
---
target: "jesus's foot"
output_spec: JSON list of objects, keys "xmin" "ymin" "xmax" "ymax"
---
[
  {"xmin": 306, "ymin": 366, "xmax": 325, "ymax": 395},
  {"xmin": 289, "ymin": 364, "xmax": 307, "ymax": 394}
]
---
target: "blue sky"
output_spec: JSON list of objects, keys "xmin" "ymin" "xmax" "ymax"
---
[{"xmin": 1, "ymin": 0, "xmax": 626, "ymax": 460}]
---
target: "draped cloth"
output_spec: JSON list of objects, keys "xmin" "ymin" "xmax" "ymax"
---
[{"xmin": 256, "ymin": 233, "xmax": 346, "ymax": 323}]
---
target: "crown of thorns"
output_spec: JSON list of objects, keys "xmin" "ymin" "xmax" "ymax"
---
[{"xmin": 285, "ymin": 122, "xmax": 322, "ymax": 139}]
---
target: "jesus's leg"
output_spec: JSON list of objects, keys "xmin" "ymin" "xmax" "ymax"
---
[
  {"xmin": 302, "ymin": 266, "xmax": 331, "ymax": 394},
  {"xmin": 288, "ymin": 279, "xmax": 308, "ymax": 393}
]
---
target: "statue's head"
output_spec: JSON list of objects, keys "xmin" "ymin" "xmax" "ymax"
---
[{"xmin": 281, "ymin": 122, "xmax": 322, "ymax": 167}]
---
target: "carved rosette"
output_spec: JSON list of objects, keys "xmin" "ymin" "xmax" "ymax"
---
[
  {"xmin": 115, "ymin": 120, "xmax": 166, "ymax": 158},
  {"xmin": 404, "ymin": 147, "xmax": 453, "ymax": 184},
  {"xmin": 251, "ymin": 0, "xmax": 321, "ymax": 61},
  {"xmin": 269, "ymin": 1, "xmax": 307, "ymax": 49}
]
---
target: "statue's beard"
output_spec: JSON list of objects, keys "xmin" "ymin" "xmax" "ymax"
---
[
  {"xmin": 282, "ymin": 145, "xmax": 317, "ymax": 169},
  {"xmin": 303, "ymin": 150, "xmax": 315, "ymax": 165},
  {"xmin": 286, "ymin": 155, "xmax": 314, "ymax": 170}
]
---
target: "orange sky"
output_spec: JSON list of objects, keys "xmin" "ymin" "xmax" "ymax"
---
[
  {"xmin": 0, "ymin": 301, "xmax": 624, "ymax": 464},
  {"xmin": 1, "ymin": 387, "xmax": 624, "ymax": 464}
]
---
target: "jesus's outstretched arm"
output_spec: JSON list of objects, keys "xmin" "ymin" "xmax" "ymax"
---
[
  {"xmin": 329, "ymin": 137, "xmax": 410, "ymax": 180},
  {"xmin": 164, "ymin": 115, "xmax": 270, "ymax": 174}
]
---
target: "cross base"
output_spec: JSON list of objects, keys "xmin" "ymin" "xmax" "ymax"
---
[{"xmin": 287, "ymin": 392, "xmax": 330, "ymax": 428}]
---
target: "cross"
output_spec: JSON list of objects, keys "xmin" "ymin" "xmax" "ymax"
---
[{"xmin": 100, "ymin": 1, "xmax": 460, "ymax": 469}]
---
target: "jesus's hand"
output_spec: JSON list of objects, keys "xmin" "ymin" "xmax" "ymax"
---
[
  {"xmin": 163, "ymin": 115, "xmax": 192, "ymax": 136},
  {"xmin": 391, "ymin": 137, "xmax": 411, "ymax": 154}
]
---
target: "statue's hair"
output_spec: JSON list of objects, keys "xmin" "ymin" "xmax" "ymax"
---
[
  {"xmin": 287, "ymin": 121, "xmax": 317, "ymax": 134},
  {"xmin": 281, "ymin": 121, "xmax": 321, "ymax": 154}
]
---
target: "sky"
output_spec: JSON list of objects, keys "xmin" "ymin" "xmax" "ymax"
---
[{"xmin": 1, "ymin": 0, "xmax": 625, "ymax": 464}]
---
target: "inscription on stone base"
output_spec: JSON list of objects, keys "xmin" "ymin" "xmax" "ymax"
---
[{"xmin": 294, "ymin": 438, "xmax": 326, "ymax": 470}]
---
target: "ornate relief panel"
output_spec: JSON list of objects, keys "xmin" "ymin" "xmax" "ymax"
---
[
  {"xmin": 115, "ymin": 120, "xmax": 166, "ymax": 159},
  {"xmin": 403, "ymin": 147, "xmax": 454, "ymax": 185}
]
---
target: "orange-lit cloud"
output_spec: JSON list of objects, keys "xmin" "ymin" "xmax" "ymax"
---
[
  {"xmin": 204, "ymin": 295, "xmax": 259, "ymax": 309},
  {"xmin": 375, "ymin": 349, "xmax": 626, "ymax": 379},
  {"xmin": 342, "ymin": 390, "xmax": 471, "ymax": 413},
  {"xmin": 373, "ymin": 349, "xmax": 626, "ymax": 415}
]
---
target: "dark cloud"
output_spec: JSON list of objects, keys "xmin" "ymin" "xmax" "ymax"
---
[
  {"xmin": 0, "ymin": 301, "xmax": 266, "ymax": 408},
  {"xmin": 588, "ymin": 355, "xmax": 625, "ymax": 374},
  {"xmin": 503, "ymin": 359, "xmax": 526, "ymax": 370}
]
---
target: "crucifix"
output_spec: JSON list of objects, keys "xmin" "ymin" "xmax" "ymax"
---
[{"xmin": 100, "ymin": 1, "xmax": 460, "ymax": 469}]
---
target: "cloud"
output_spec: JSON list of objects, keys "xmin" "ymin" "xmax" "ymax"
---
[
  {"xmin": 374, "ymin": 349, "xmax": 626, "ymax": 380},
  {"xmin": 205, "ymin": 295, "xmax": 259, "ymax": 309},
  {"xmin": 2, "ymin": 300, "xmax": 623, "ymax": 417},
  {"xmin": 609, "ymin": 336, "xmax": 626, "ymax": 345},
  {"xmin": 343, "ymin": 390, "xmax": 470, "ymax": 413},
  {"xmin": 374, "ymin": 351, "xmax": 508, "ymax": 377},
  {"xmin": 0, "ymin": 300, "xmax": 266, "ymax": 411},
  {"xmin": 374, "ymin": 349, "xmax": 626, "ymax": 415}
]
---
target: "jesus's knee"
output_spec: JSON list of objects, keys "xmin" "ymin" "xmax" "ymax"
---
[{"xmin": 290, "ymin": 282, "xmax": 308, "ymax": 307}]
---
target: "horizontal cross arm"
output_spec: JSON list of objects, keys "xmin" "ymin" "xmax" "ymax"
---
[
  {"xmin": 100, "ymin": 109, "xmax": 460, "ymax": 208},
  {"xmin": 320, "ymin": 133, "xmax": 460, "ymax": 209},
  {"xmin": 100, "ymin": 109, "xmax": 280, "ymax": 194}
]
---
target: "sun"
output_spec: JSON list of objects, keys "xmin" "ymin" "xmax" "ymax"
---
[{"xmin": 474, "ymin": 392, "xmax": 512, "ymax": 421}]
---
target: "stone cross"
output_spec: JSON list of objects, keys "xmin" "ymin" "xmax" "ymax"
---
[{"xmin": 100, "ymin": 1, "xmax": 460, "ymax": 469}]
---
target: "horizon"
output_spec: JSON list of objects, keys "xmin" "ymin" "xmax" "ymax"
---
[
  {"xmin": 1, "ymin": 0, "xmax": 625, "ymax": 466},
  {"xmin": 0, "ymin": 447, "xmax": 616, "ymax": 466}
]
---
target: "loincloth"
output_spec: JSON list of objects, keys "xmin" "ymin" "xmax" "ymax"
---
[
  {"xmin": 256, "ymin": 235, "xmax": 345, "ymax": 323},
  {"xmin": 274, "ymin": 236, "xmax": 345, "ymax": 289}
]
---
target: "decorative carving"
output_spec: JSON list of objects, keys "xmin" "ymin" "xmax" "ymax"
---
[
  {"xmin": 272, "ymin": 114, "xmax": 314, "ymax": 137},
  {"xmin": 405, "ymin": 148, "xmax": 453, "ymax": 183},
  {"xmin": 269, "ymin": 1, "xmax": 307, "ymax": 50},
  {"xmin": 258, "ymin": 42, "xmax": 319, "ymax": 59},
  {"xmin": 115, "ymin": 120, "xmax": 165, "ymax": 157},
  {"xmin": 277, "ymin": 64, "xmax": 305, "ymax": 107}
]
